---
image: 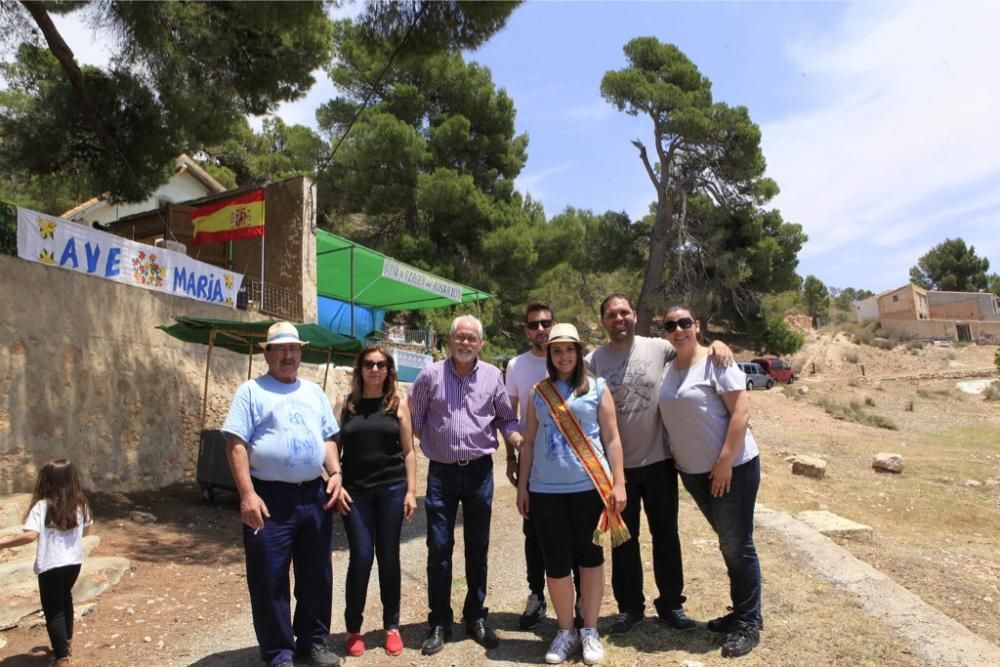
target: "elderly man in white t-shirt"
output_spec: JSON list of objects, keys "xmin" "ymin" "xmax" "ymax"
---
[{"xmin": 223, "ymin": 322, "xmax": 345, "ymax": 667}]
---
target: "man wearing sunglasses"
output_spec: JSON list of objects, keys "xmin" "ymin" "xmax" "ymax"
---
[
  {"xmin": 503, "ymin": 301, "xmax": 583, "ymax": 631},
  {"xmin": 586, "ymin": 294, "xmax": 732, "ymax": 637}
]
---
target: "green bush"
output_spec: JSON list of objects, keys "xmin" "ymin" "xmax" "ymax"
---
[
  {"xmin": 0, "ymin": 202, "xmax": 16, "ymax": 257},
  {"xmin": 995, "ymin": 348, "xmax": 1000, "ymax": 373},
  {"xmin": 844, "ymin": 351, "xmax": 860, "ymax": 364},
  {"xmin": 750, "ymin": 315, "xmax": 804, "ymax": 355}
]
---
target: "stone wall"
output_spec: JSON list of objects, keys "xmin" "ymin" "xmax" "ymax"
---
[
  {"xmin": 879, "ymin": 318, "xmax": 1000, "ymax": 343},
  {"xmin": 0, "ymin": 254, "xmax": 348, "ymax": 493}
]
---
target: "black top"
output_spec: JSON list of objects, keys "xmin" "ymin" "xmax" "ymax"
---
[{"xmin": 339, "ymin": 396, "xmax": 407, "ymax": 490}]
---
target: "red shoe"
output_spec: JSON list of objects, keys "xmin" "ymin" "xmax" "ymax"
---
[
  {"xmin": 345, "ymin": 632, "xmax": 365, "ymax": 657},
  {"xmin": 384, "ymin": 628, "xmax": 404, "ymax": 656}
]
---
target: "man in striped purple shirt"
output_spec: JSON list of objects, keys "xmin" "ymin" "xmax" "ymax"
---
[{"xmin": 409, "ymin": 314, "xmax": 522, "ymax": 656}]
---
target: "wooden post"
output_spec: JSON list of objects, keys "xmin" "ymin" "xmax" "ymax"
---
[
  {"xmin": 200, "ymin": 327, "xmax": 216, "ymax": 431},
  {"xmin": 861, "ymin": 364, "xmax": 866, "ymax": 377},
  {"xmin": 323, "ymin": 348, "xmax": 332, "ymax": 391},
  {"xmin": 811, "ymin": 362, "xmax": 816, "ymax": 375},
  {"xmin": 247, "ymin": 341, "xmax": 254, "ymax": 380}
]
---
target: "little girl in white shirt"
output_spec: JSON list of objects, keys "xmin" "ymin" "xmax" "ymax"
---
[{"xmin": 0, "ymin": 458, "xmax": 92, "ymax": 666}]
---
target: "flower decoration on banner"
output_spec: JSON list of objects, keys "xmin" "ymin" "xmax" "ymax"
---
[
  {"xmin": 225, "ymin": 296, "xmax": 234, "ymax": 306},
  {"xmin": 38, "ymin": 219, "xmax": 56, "ymax": 239},
  {"xmin": 224, "ymin": 274, "xmax": 234, "ymax": 289},
  {"xmin": 39, "ymin": 249, "xmax": 54, "ymax": 264},
  {"xmin": 131, "ymin": 250, "xmax": 166, "ymax": 287}
]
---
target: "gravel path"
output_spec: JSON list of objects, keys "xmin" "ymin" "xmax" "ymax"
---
[
  {"xmin": 174, "ymin": 460, "xmax": 547, "ymax": 666},
  {"xmin": 157, "ymin": 455, "xmax": 1000, "ymax": 667}
]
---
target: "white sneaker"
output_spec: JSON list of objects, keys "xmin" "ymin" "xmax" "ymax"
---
[
  {"xmin": 580, "ymin": 627, "xmax": 604, "ymax": 665},
  {"xmin": 544, "ymin": 629, "xmax": 580, "ymax": 664}
]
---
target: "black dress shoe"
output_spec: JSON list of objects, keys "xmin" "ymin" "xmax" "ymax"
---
[
  {"xmin": 465, "ymin": 618, "xmax": 499, "ymax": 649},
  {"xmin": 421, "ymin": 626, "xmax": 451, "ymax": 656}
]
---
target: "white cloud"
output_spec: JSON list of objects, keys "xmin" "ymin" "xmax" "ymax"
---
[
  {"xmin": 515, "ymin": 163, "xmax": 577, "ymax": 207},
  {"xmin": 762, "ymin": 2, "xmax": 1000, "ymax": 289}
]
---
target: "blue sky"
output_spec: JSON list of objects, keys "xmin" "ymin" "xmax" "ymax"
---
[{"xmin": 43, "ymin": 1, "xmax": 1000, "ymax": 294}]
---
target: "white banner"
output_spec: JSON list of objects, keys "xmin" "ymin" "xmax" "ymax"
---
[
  {"xmin": 381, "ymin": 258, "xmax": 463, "ymax": 302},
  {"xmin": 17, "ymin": 207, "xmax": 243, "ymax": 308}
]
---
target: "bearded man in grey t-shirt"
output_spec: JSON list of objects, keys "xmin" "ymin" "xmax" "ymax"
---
[{"xmin": 585, "ymin": 294, "xmax": 731, "ymax": 635}]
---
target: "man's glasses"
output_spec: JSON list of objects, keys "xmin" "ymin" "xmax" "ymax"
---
[
  {"xmin": 525, "ymin": 319, "xmax": 553, "ymax": 330},
  {"xmin": 664, "ymin": 317, "xmax": 695, "ymax": 333},
  {"xmin": 362, "ymin": 360, "xmax": 389, "ymax": 370}
]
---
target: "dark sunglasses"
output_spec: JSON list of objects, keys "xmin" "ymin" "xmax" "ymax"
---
[
  {"xmin": 664, "ymin": 317, "xmax": 695, "ymax": 333},
  {"xmin": 362, "ymin": 360, "xmax": 389, "ymax": 370},
  {"xmin": 525, "ymin": 319, "xmax": 554, "ymax": 330}
]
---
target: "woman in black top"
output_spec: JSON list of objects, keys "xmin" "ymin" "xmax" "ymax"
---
[{"xmin": 334, "ymin": 346, "xmax": 417, "ymax": 657}]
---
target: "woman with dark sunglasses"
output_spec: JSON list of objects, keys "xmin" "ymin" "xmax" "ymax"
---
[
  {"xmin": 656, "ymin": 306, "xmax": 762, "ymax": 659},
  {"xmin": 333, "ymin": 346, "xmax": 417, "ymax": 657}
]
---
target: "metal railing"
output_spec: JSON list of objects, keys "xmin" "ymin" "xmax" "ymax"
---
[
  {"xmin": 366, "ymin": 324, "xmax": 435, "ymax": 351},
  {"xmin": 238, "ymin": 276, "xmax": 303, "ymax": 322}
]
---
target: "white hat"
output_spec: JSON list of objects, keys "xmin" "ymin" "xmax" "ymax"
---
[
  {"xmin": 546, "ymin": 323, "xmax": 581, "ymax": 344},
  {"xmin": 258, "ymin": 321, "xmax": 308, "ymax": 349}
]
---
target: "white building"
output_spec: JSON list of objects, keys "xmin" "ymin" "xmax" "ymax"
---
[{"xmin": 61, "ymin": 154, "xmax": 225, "ymax": 226}]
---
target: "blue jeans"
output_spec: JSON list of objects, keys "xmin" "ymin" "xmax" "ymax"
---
[
  {"xmin": 424, "ymin": 457, "xmax": 493, "ymax": 627},
  {"xmin": 679, "ymin": 456, "xmax": 762, "ymax": 629},
  {"xmin": 612, "ymin": 459, "xmax": 686, "ymax": 616},
  {"xmin": 341, "ymin": 480, "xmax": 407, "ymax": 632},
  {"xmin": 244, "ymin": 478, "xmax": 333, "ymax": 667}
]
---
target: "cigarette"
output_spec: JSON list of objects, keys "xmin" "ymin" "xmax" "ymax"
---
[{"xmin": 253, "ymin": 527, "xmax": 260, "ymax": 535}]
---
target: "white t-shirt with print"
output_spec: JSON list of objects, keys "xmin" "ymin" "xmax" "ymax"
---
[{"xmin": 23, "ymin": 499, "xmax": 92, "ymax": 574}]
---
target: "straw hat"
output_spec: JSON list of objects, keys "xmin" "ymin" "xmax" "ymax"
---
[
  {"xmin": 258, "ymin": 321, "xmax": 308, "ymax": 348},
  {"xmin": 546, "ymin": 323, "xmax": 581, "ymax": 345}
]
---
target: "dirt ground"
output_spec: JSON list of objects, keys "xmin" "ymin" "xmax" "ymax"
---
[{"xmin": 1, "ymin": 331, "xmax": 998, "ymax": 666}]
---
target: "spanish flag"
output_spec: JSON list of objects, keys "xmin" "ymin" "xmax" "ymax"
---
[{"xmin": 190, "ymin": 189, "xmax": 265, "ymax": 245}]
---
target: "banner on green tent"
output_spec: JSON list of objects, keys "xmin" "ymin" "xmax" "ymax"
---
[{"xmin": 382, "ymin": 258, "xmax": 462, "ymax": 302}]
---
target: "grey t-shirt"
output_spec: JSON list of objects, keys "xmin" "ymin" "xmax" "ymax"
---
[
  {"xmin": 586, "ymin": 335, "xmax": 675, "ymax": 469},
  {"xmin": 657, "ymin": 355, "xmax": 759, "ymax": 475}
]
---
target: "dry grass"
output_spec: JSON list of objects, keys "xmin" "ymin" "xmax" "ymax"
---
[
  {"xmin": 751, "ymin": 334, "xmax": 1000, "ymax": 647},
  {"xmin": 602, "ymin": 502, "xmax": 922, "ymax": 666}
]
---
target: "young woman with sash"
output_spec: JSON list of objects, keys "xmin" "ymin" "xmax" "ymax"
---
[{"xmin": 516, "ymin": 324, "xmax": 628, "ymax": 665}]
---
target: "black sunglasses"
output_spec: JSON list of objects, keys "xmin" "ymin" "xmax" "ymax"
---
[
  {"xmin": 362, "ymin": 360, "xmax": 389, "ymax": 370},
  {"xmin": 664, "ymin": 317, "xmax": 695, "ymax": 333},
  {"xmin": 525, "ymin": 319, "xmax": 554, "ymax": 330}
]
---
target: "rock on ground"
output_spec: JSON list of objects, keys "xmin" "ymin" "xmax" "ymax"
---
[
  {"xmin": 791, "ymin": 455, "xmax": 828, "ymax": 479},
  {"xmin": 872, "ymin": 453, "xmax": 904, "ymax": 474}
]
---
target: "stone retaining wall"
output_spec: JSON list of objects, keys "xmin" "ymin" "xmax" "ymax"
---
[{"xmin": 0, "ymin": 254, "xmax": 348, "ymax": 493}]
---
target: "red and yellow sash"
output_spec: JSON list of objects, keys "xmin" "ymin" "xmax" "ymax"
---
[{"xmin": 535, "ymin": 378, "xmax": 631, "ymax": 548}]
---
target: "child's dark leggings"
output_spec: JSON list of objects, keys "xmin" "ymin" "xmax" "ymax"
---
[{"xmin": 38, "ymin": 564, "xmax": 81, "ymax": 659}]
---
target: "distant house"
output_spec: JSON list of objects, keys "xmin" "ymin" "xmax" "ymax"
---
[
  {"xmin": 855, "ymin": 282, "xmax": 1000, "ymax": 323},
  {"xmin": 855, "ymin": 283, "xmax": 930, "ymax": 323},
  {"xmin": 60, "ymin": 154, "xmax": 226, "ymax": 227}
]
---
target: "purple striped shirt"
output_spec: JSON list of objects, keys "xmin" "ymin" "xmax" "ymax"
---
[{"xmin": 409, "ymin": 357, "xmax": 519, "ymax": 463}]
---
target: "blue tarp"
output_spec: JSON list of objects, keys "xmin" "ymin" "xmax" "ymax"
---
[{"xmin": 317, "ymin": 296, "xmax": 385, "ymax": 339}]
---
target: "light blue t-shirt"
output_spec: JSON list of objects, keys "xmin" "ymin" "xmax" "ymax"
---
[
  {"xmin": 529, "ymin": 377, "xmax": 611, "ymax": 494},
  {"xmin": 658, "ymin": 356, "xmax": 759, "ymax": 475},
  {"xmin": 222, "ymin": 374, "xmax": 339, "ymax": 483}
]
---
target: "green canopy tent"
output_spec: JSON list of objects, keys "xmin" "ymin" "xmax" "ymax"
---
[
  {"xmin": 315, "ymin": 230, "xmax": 492, "ymax": 337},
  {"xmin": 157, "ymin": 316, "xmax": 362, "ymax": 429}
]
